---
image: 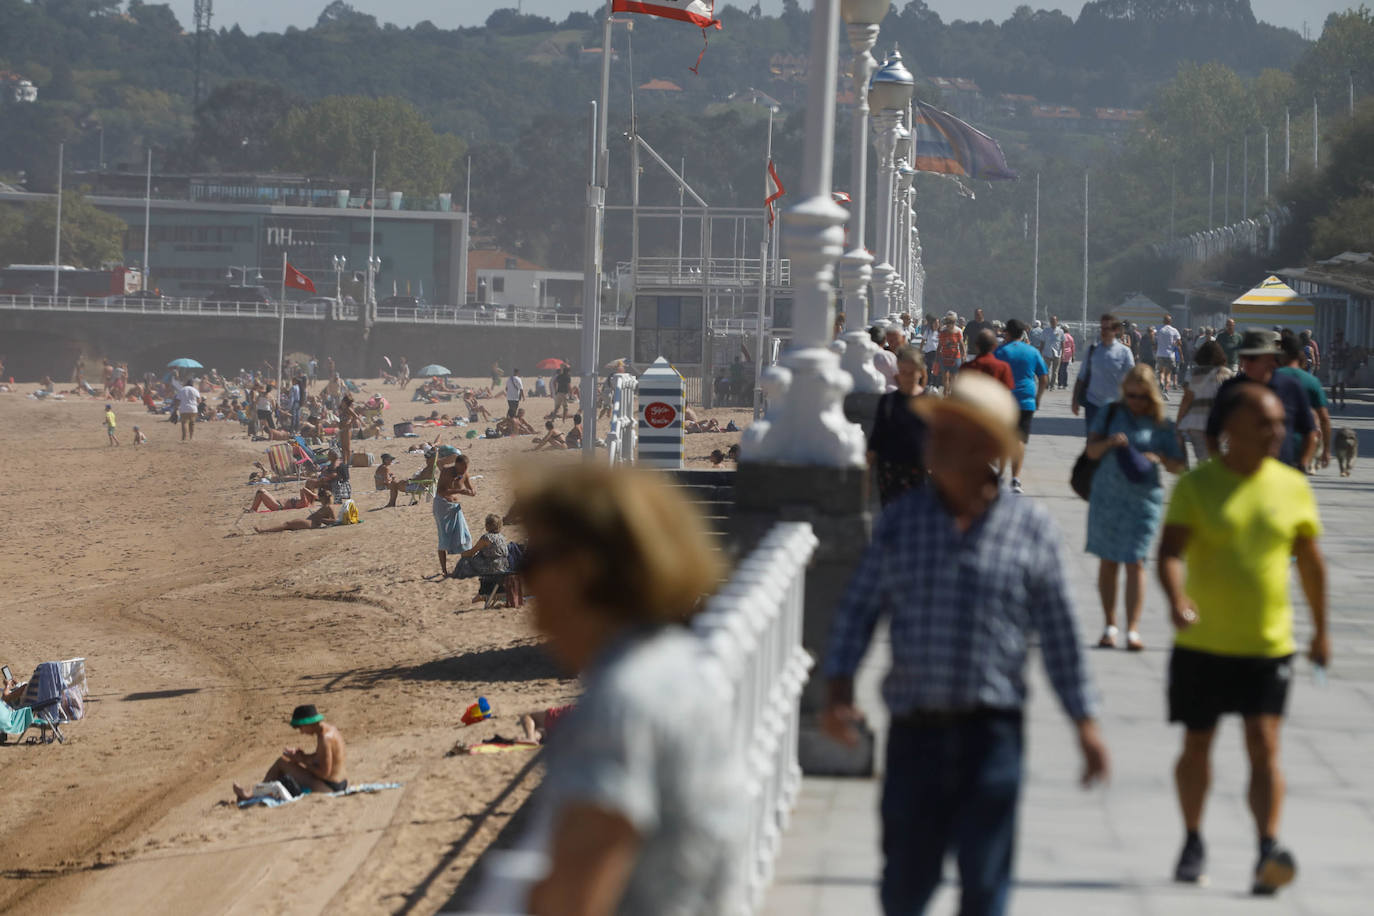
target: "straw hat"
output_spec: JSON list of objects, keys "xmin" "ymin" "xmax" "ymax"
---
[{"xmin": 911, "ymin": 372, "xmax": 1019, "ymax": 457}]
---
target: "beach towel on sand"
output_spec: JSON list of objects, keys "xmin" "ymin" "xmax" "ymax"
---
[
  {"xmin": 0, "ymin": 703, "xmax": 36, "ymax": 736},
  {"xmin": 237, "ymin": 781, "xmax": 402, "ymax": 809}
]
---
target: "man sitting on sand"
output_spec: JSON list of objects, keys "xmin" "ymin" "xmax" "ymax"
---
[
  {"xmin": 233, "ymin": 704, "xmax": 347, "ymax": 801},
  {"xmin": 254, "ymin": 490, "xmax": 336, "ymax": 534},
  {"xmin": 532, "ymin": 421, "xmax": 568, "ymax": 451},
  {"xmin": 374, "ymin": 453, "xmax": 408, "ymax": 507}
]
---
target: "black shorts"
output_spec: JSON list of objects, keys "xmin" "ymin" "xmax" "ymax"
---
[
  {"xmin": 1017, "ymin": 410, "xmax": 1034, "ymax": 443},
  {"xmin": 1168, "ymin": 646, "xmax": 1294, "ymax": 732},
  {"xmin": 506, "ymin": 399, "xmax": 519, "ymax": 418}
]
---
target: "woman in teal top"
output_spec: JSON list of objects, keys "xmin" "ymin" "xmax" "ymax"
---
[{"xmin": 1084, "ymin": 364, "xmax": 1187, "ymax": 651}]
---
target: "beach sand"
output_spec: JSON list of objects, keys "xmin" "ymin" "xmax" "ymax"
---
[{"xmin": 0, "ymin": 379, "xmax": 748, "ymax": 915}]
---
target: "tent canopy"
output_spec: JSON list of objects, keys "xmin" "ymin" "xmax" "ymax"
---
[
  {"xmin": 1230, "ymin": 276, "xmax": 1315, "ymax": 331},
  {"xmin": 1114, "ymin": 294, "xmax": 1166, "ymax": 328}
]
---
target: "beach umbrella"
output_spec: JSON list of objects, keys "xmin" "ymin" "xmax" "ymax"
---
[
  {"xmin": 167, "ymin": 357, "xmax": 203, "ymax": 369},
  {"xmin": 416, "ymin": 364, "xmax": 451, "ymax": 377},
  {"xmin": 535, "ymin": 358, "xmax": 567, "ymax": 370}
]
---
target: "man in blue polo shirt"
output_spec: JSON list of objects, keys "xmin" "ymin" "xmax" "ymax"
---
[{"xmin": 995, "ymin": 319, "xmax": 1049, "ymax": 494}]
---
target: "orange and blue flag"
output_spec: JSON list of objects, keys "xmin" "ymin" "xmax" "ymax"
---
[{"xmin": 912, "ymin": 101, "xmax": 1017, "ymax": 182}]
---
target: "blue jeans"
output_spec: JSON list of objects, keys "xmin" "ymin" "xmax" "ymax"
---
[
  {"xmin": 880, "ymin": 712, "xmax": 1023, "ymax": 916},
  {"xmin": 1083, "ymin": 401, "xmax": 1100, "ymax": 437}
]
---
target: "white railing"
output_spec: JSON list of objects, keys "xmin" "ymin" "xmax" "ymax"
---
[
  {"xmin": 605, "ymin": 373, "xmax": 638, "ymax": 465},
  {"xmin": 622, "ymin": 257, "xmax": 792, "ymax": 288},
  {"xmin": 463, "ymin": 521, "xmax": 818, "ymax": 916},
  {"xmin": 692, "ymin": 521, "xmax": 817, "ymax": 913}
]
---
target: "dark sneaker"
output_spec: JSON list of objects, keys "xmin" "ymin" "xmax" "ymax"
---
[
  {"xmin": 1174, "ymin": 834, "xmax": 1207, "ymax": 885},
  {"xmin": 1252, "ymin": 844, "xmax": 1297, "ymax": 895}
]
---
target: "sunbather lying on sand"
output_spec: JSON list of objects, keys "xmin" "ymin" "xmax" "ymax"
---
[
  {"xmin": 519, "ymin": 704, "xmax": 575, "ymax": 745},
  {"xmin": 249, "ymin": 487, "xmax": 318, "ymax": 512},
  {"xmin": 253, "ymin": 491, "xmax": 336, "ymax": 533},
  {"xmin": 233, "ymin": 704, "xmax": 348, "ymax": 800}
]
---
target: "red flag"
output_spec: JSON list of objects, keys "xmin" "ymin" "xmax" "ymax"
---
[
  {"xmin": 284, "ymin": 262, "xmax": 316, "ymax": 294},
  {"xmin": 765, "ymin": 160, "xmax": 785, "ymax": 227}
]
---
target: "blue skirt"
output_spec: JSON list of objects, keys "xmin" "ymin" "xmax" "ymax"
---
[{"xmin": 433, "ymin": 497, "xmax": 472, "ymax": 553}]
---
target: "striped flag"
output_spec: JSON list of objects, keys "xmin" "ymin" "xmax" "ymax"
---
[
  {"xmin": 912, "ymin": 101, "xmax": 1018, "ymax": 181},
  {"xmin": 612, "ymin": 0, "xmax": 721, "ymax": 28},
  {"xmin": 765, "ymin": 160, "xmax": 785, "ymax": 227}
]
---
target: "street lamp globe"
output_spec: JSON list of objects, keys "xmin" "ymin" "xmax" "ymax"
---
[
  {"xmin": 868, "ymin": 49, "xmax": 913, "ymax": 113},
  {"xmin": 841, "ymin": 0, "xmax": 889, "ymax": 26}
]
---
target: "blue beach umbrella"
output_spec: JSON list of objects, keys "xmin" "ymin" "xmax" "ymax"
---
[
  {"xmin": 417, "ymin": 364, "xmax": 451, "ymax": 377},
  {"xmin": 167, "ymin": 357, "xmax": 203, "ymax": 369}
]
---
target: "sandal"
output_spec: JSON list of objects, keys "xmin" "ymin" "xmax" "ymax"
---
[
  {"xmin": 1097, "ymin": 626, "xmax": 1119, "ymax": 649},
  {"xmin": 1127, "ymin": 631, "xmax": 1145, "ymax": 652}
]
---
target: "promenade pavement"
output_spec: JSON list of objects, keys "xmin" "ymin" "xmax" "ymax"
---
[{"xmin": 764, "ymin": 387, "xmax": 1374, "ymax": 916}]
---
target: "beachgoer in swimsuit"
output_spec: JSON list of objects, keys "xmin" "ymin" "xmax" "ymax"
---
[
  {"xmin": 253, "ymin": 491, "xmax": 336, "ymax": 534},
  {"xmin": 249, "ymin": 487, "xmax": 318, "ymax": 513},
  {"xmin": 233, "ymin": 704, "xmax": 347, "ymax": 800},
  {"xmin": 434, "ymin": 449, "xmax": 475, "ymax": 576}
]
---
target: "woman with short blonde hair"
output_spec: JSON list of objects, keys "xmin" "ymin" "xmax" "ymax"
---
[{"xmin": 520, "ymin": 466, "xmax": 742, "ymax": 916}]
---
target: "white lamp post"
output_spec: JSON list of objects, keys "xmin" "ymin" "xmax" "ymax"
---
[
  {"xmin": 837, "ymin": 0, "xmax": 889, "ymax": 393},
  {"xmin": 740, "ymin": 0, "xmax": 864, "ymax": 467},
  {"xmin": 868, "ymin": 50, "xmax": 913, "ymax": 324},
  {"xmin": 332, "ymin": 255, "xmax": 347, "ymax": 305},
  {"xmin": 894, "ymin": 158, "xmax": 915, "ymax": 315}
]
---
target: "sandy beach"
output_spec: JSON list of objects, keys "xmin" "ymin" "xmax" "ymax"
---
[{"xmin": 0, "ymin": 378, "xmax": 747, "ymax": 915}]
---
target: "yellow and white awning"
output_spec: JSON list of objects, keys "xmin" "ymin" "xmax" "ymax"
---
[
  {"xmin": 1231, "ymin": 276, "xmax": 1315, "ymax": 331},
  {"xmin": 1115, "ymin": 294, "xmax": 1166, "ymax": 327}
]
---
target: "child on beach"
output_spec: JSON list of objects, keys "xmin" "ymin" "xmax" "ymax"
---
[
  {"xmin": 132, "ymin": 425, "xmax": 147, "ymax": 445},
  {"xmin": 104, "ymin": 404, "xmax": 119, "ymax": 446}
]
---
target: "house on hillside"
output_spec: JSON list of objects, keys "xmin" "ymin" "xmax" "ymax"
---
[
  {"xmin": 769, "ymin": 53, "xmax": 807, "ymax": 84},
  {"xmin": 0, "ymin": 71, "xmax": 37, "ymax": 103},
  {"xmin": 1030, "ymin": 104, "xmax": 1082, "ymax": 131},
  {"xmin": 997, "ymin": 93, "xmax": 1037, "ymax": 118},
  {"xmin": 727, "ymin": 88, "xmax": 783, "ymax": 111},
  {"xmin": 929, "ymin": 77, "xmax": 984, "ymax": 119},
  {"xmin": 639, "ymin": 78, "xmax": 683, "ymax": 94},
  {"xmin": 1093, "ymin": 108, "xmax": 1144, "ymax": 135}
]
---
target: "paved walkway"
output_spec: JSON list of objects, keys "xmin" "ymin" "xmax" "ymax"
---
[{"xmin": 764, "ymin": 389, "xmax": 1374, "ymax": 916}]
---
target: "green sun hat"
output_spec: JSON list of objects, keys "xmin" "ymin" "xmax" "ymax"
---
[{"xmin": 290, "ymin": 704, "xmax": 324, "ymax": 727}]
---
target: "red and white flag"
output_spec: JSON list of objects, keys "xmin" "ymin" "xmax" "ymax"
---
[
  {"xmin": 611, "ymin": 0, "xmax": 721, "ymax": 28},
  {"xmin": 284, "ymin": 262, "xmax": 316, "ymax": 294},
  {"xmin": 765, "ymin": 160, "xmax": 786, "ymax": 227}
]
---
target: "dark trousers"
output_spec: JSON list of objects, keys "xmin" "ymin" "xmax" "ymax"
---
[
  {"xmin": 1082, "ymin": 401, "xmax": 1100, "ymax": 438},
  {"xmin": 881, "ymin": 712, "xmax": 1023, "ymax": 916}
]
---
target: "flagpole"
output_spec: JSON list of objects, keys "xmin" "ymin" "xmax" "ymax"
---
[
  {"xmin": 1081, "ymin": 169, "xmax": 1088, "ymax": 343},
  {"xmin": 277, "ymin": 250, "xmax": 287, "ymax": 398},
  {"xmin": 754, "ymin": 108, "xmax": 774, "ymax": 421},
  {"xmin": 53, "ymin": 141, "xmax": 64, "ymax": 300},
  {"xmin": 1031, "ymin": 171, "xmax": 1039, "ymax": 326},
  {"xmin": 143, "ymin": 147, "xmax": 152, "ymax": 292}
]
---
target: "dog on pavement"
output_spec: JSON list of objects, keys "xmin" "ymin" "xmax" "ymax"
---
[{"xmin": 1333, "ymin": 427, "xmax": 1358, "ymax": 478}]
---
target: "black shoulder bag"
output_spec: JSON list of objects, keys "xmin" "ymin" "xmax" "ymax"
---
[{"xmin": 1070, "ymin": 402, "xmax": 1118, "ymax": 501}]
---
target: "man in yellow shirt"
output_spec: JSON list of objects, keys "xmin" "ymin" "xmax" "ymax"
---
[{"xmin": 1158, "ymin": 382, "xmax": 1328, "ymax": 897}]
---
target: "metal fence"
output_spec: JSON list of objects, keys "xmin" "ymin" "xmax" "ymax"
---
[
  {"xmin": 621, "ymin": 257, "xmax": 792, "ymax": 287},
  {"xmin": 605, "ymin": 373, "xmax": 639, "ymax": 465},
  {"xmin": 0, "ymin": 294, "xmax": 629, "ymax": 328},
  {"xmin": 463, "ymin": 520, "xmax": 818, "ymax": 915}
]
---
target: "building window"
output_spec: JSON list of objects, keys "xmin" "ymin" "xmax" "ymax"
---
[{"xmin": 491, "ymin": 276, "xmax": 505, "ymax": 293}]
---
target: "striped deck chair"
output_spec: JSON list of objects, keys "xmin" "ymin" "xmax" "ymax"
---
[
  {"xmin": 264, "ymin": 442, "xmax": 303, "ymax": 487},
  {"xmin": 294, "ymin": 435, "xmax": 329, "ymax": 469}
]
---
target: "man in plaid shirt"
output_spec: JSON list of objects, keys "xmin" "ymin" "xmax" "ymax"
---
[{"xmin": 822, "ymin": 372, "xmax": 1109, "ymax": 916}]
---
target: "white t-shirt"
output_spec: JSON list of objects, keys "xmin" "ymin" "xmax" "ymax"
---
[
  {"xmin": 176, "ymin": 385, "xmax": 200, "ymax": 414},
  {"xmin": 505, "ymin": 375, "xmax": 524, "ymax": 401},
  {"xmin": 1155, "ymin": 324, "xmax": 1182, "ymax": 359}
]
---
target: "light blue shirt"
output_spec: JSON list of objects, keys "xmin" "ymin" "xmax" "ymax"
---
[{"xmin": 1079, "ymin": 339, "xmax": 1135, "ymax": 408}]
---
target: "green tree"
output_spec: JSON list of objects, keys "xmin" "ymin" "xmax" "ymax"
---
[
  {"xmin": 13, "ymin": 191, "xmax": 127, "ymax": 267},
  {"xmin": 188, "ymin": 80, "xmax": 300, "ymax": 171},
  {"xmin": 272, "ymin": 96, "xmax": 463, "ymax": 194},
  {"xmin": 1294, "ymin": 7, "xmax": 1374, "ymax": 113}
]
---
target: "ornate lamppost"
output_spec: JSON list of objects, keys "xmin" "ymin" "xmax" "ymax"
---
[{"xmin": 868, "ymin": 50, "xmax": 913, "ymax": 323}]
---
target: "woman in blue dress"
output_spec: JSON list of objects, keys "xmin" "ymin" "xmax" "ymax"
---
[{"xmin": 1083, "ymin": 364, "xmax": 1186, "ymax": 651}]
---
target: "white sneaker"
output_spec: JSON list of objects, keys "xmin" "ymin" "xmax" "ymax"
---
[{"xmin": 1011, "ymin": 478, "xmax": 1024, "ymax": 494}]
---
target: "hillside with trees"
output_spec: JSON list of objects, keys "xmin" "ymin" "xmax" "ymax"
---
[{"xmin": 0, "ymin": 0, "xmax": 1371, "ymax": 315}]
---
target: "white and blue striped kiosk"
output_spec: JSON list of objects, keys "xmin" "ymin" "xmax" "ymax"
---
[{"xmin": 636, "ymin": 357, "xmax": 685, "ymax": 469}]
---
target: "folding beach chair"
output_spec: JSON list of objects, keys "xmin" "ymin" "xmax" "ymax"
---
[
  {"xmin": 293, "ymin": 435, "xmax": 330, "ymax": 469},
  {"xmin": 1, "ymin": 658, "xmax": 87, "ymax": 745},
  {"xmin": 263, "ymin": 442, "xmax": 302, "ymax": 487}
]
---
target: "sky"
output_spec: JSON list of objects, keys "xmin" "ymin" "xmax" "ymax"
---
[{"xmin": 164, "ymin": 1, "xmax": 1346, "ymax": 39}]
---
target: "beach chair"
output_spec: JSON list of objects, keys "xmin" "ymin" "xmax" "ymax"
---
[
  {"xmin": 2, "ymin": 659, "xmax": 88, "ymax": 745},
  {"xmin": 292, "ymin": 436, "xmax": 329, "ymax": 470},
  {"xmin": 264, "ymin": 442, "xmax": 302, "ymax": 487}
]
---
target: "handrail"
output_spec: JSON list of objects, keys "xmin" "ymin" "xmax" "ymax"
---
[
  {"xmin": 605, "ymin": 373, "xmax": 638, "ymax": 466},
  {"xmin": 620, "ymin": 257, "xmax": 792, "ymax": 288}
]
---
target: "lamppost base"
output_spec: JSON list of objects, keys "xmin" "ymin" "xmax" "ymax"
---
[{"xmin": 740, "ymin": 347, "xmax": 865, "ymax": 468}]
